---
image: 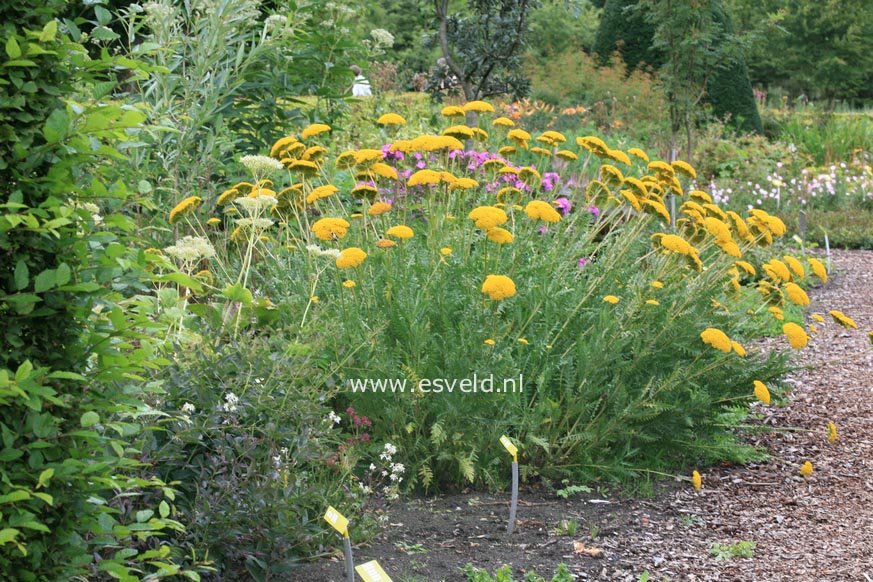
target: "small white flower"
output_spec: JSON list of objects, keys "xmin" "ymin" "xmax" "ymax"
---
[
  {"xmin": 240, "ymin": 154, "xmax": 284, "ymax": 174},
  {"xmin": 181, "ymin": 402, "xmax": 196, "ymax": 414},
  {"xmin": 326, "ymin": 411, "xmax": 342, "ymax": 426},
  {"xmin": 369, "ymin": 463, "xmax": 376, "ymax": 471},
  {"xmin": 222, "ymin": 392, "xmax": 240, "ymax": 413},
  {"xmin": 265, "ymin": 14, "xmax": 288, "ymax": 30},
  {"xmin": 307, "ymin": 244, "xmax": 343, "ymax": 260},
  {"xmin": 165, "ymin": 236, "xmax": 216, "ymax": 263},
  {"xmin": 233, "ymin": 195, "xmax": 278, "ymax": 216}
]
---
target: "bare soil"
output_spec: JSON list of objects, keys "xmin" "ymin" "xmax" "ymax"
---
[{"xmin": 297, "ymin": 249, "xmax": 873, "ymax": 582}]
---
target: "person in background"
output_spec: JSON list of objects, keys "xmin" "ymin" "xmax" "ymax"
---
[{"xmin": 351, "ymin": 65, "xmax": 372, "ymax": 97}]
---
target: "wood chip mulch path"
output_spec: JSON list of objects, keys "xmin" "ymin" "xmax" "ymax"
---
[{"xmin": 598, "ymin": 249, "xmax": 873, "ymax": 581}]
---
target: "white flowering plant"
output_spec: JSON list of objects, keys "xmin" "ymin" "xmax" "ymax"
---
[{"xmin": 143, "ymin": 332, "xmax": 381, "ymax": 577}]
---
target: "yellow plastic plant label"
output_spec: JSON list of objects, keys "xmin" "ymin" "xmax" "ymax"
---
[
  {"xmin": 355, "ymin": 560, "xmax": 392, "ymax": 582},
  {"xmin": 500, "ymin": 435, "xmax": 517, "ymax": 459},
  {"xmin": 323, "ymin": 506, "xmax": 349, "ymax": 536}
]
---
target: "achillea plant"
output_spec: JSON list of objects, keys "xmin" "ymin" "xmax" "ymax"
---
[{"xmin": 153, "ymin": 102, "xmax": 868, "ymax": 490}]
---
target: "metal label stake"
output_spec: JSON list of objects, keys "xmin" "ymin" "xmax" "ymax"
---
[
  {"xmin": 343, "ymin": 534, "xmax": 354, "ymax": 582},
  {"xmin": 509, "ymin": 458, "xmax": 519, "ymax": 535},
  {"xmin": 500, "ymin": 435, "xmax": 519, "ymax": 535}
]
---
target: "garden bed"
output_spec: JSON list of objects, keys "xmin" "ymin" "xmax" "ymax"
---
[{"xmin": 298, "ymin": 249, "xmax": 873, "ymax": 582}]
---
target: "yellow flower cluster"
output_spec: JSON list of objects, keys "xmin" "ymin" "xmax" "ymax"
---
[
  {"xmin": 524, "ymin": 200, "xmax": 561, "ymax": 223},
  {"xmin": 386, "ymin": 225, "xmax": 414, "ymax": 240},
  {"xmin": 312, "ymin": 217, "xmax": 350, "ymax": 241},
  {"xmin": 481, "ymin": 275, "xmax": 516, "ymax": 300},
  {"xmin": 468, "ymin": 206, "xmax": 508, "ymax": 230},
  {"xmin": 336, "ymin": 247, "xmax": 367, "ymax": 268},
  {"xmin": 753, "ymin": 380, "xmax": 771, "ymax": 405},
  {"xmin": 169, "ymin": 196, "xmax": 203, "ymax": 225},
  {"xmin": 700, "ymin": 328, "xmax": 732, "ymax": 352}
]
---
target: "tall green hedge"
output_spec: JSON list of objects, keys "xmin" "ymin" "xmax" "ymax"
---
[
  {"xmin": 0, "ymin": 1, "xmax": 78, "ymax": 372},
  {"xmin": 1, "ymin": 5, "xmax": 199, "ymax": 579}
]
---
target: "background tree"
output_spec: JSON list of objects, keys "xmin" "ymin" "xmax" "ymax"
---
[
  {"xmin": 726, "ymin": 0, "xmax": 873, "ymax": 104},
  {"xmin": 595, "ymin": 0, "xmax": 761, "ymax": 159},
  {"xmin": 431, "ymin": 0, "xmax": 540, "ymax": 101},
  {"xmin": 526, "ymin": 0, "xmax": 601, "ymax": 65}
]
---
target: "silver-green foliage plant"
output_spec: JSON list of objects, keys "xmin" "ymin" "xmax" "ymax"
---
[{"xmin": 120, "ymin": 0, "xmax": 367, "ymax": 211}]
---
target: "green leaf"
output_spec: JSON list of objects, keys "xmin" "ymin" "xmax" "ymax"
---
[
  {"xmin": 5, "ymin": 37, "xmax": 21, "ymax": 59},
  {"xmin": 154, "ymin": 273, "xmax": 203, "ymax": 292},
  {"xmin": 13, "ymin": 260, "xmax": 28, "ymax": 291},
  {"xmin": 37, "ymin": 468, "xmax": 54, "ymax": 489},
  {"xmin": 31, "ymin": 413, "xmax": 55, "ymax": 438},
  {"xmin": 58, "ymin": 282, "xmax": 101, "ymax": 293},
  {"xmin": 90, "ymin": 26, "xmax": 120, "ymax": 42},
  {"xmin": 56, "ymin": 262, "xmax": 71, "ymax": 287},
  {"xmin": 0, "ymin": 448, "xmax": 23, "ymax": 462},
  {"xmin": 0, "ymin": 528, "xmax": 20, "ymax": 544},
  {"xmin": 94, "ymin": 5, "xmax": 112, "ymax": 25},
  {"xmin": 119, "ymin": 108, "xmax": 147, "ymax": 127},
  {"xmin": 43, "ymin": 108, "xmax": 69, "ymax": 143},
  {"xmin": 92, "ymin": 80, "xmax": 115, "ymax": 100},
  {"xmin": 158, "ymin": 500, "xmax": 170, "ymax": 518},
  {"xmin": 15, "ymin": 360, "xmax": 33, "ymax": 383},
  {"xmin": 19, "ymin": 521, "xmax": 49, "ymax": 533},
  {"xmin": 221, "ymin": 283, "xmax": 253, "ymax": 305},
  {"xmin": 0, "ymin": 490, "xmax": 30, "ymax": 504},
  {"xmin": 105, "ymin": 242, "xmax": 126, "ymax": 260},
  {"xmin": 137, "ymin": 180, "xmax": 153, "ymax": 194},
  {"xmin": 3, "ymin": 59, "xmax": 37, "ymax": 67},
  {"xmin": 136, "ymin": 509, "xmax": 153, "ymax": 523},
  {"xmin": 39, "ymin": 20, "xmax": 58, "ymax": 42},
  {"xmin": 47, "ymin": 370, "xmax": 87, "ymax": 381},
  {"xmin": 32, "ymin": 493, "xmax": 52, "ymax": 506},
  {"xmin": 33, "ymin": 269, "xmax": 56, "ymax": 293},
  {"xmin": 80, "ymin": 411, "xmax": 100, "ymax": 428}
]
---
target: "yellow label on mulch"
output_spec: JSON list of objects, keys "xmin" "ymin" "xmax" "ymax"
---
[{"xmin": 356, "ymin": 560, "xmax": 392, "ymax": 582}]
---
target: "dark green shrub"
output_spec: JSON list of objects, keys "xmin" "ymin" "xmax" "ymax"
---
[
  {"xmin": 1, "ymin": 6, "xmax": 202, "ymax": 579},
  {"xmin": 592, "ymin": 0, "xmax": 661, "ymax": 70},
  {"xmin": 148, "ymin": 333, "xmax": 377, "ymax": 580},
  {"xmin": 780, "ymin": 208, "xmax": 873, "ymax": 250},
  {"xmin": 705, "ymin": 6, "xmax": 762, "ymax": 134}
]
